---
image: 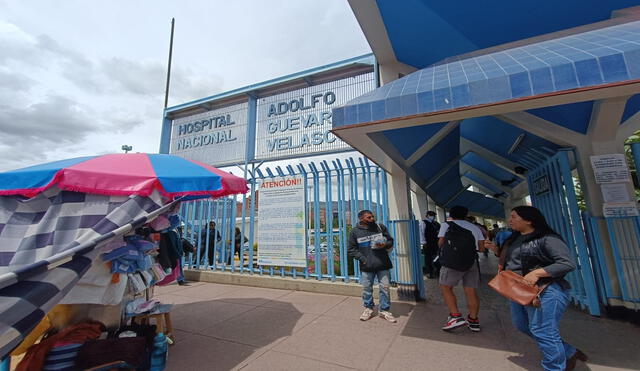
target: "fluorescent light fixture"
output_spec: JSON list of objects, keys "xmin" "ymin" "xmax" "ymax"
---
[{"xmin": 508, "ymin": 134, "xmax": 525, "ymax": 155}]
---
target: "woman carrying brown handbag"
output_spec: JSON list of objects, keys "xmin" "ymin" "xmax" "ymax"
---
[{"xmin": 485, "ymin": 206, "xmax": 587, "ymax": 371}]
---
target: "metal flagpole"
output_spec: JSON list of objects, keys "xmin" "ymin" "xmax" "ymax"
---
[{"xmin": 164, "ymin": 18, "xmax": 175, "ymax": 109}]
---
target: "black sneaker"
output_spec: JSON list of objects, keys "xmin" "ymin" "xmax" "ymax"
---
[
  {"xmin": 442, "ymin": 315, "xmax": 466, "ymax": 331},
  {"xmin": 467, "ymin": 315, "xmax": 480, "ymax": 332}
]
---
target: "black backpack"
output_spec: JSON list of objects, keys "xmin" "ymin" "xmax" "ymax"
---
[{"xmin": 439, "ymin": 221, "xmax": 477, "ymax": 271}]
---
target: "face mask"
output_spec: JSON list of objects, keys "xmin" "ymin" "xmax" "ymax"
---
[
  {"xmin": 427, "ymin": 216, "xmax": 435, "ymax": 222},
  {"xmin": 366, "ymin": 220, "xmax": 377, "ymax": 228}
]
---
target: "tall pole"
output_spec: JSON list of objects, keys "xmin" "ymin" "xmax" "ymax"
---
[{"xmin": 164, "ymin": 18, "xmax": 175, "ymax": 109}]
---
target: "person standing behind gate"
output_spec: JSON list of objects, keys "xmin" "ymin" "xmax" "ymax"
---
[
  {"xmin": 419, "ymin": 211, "xmax": 440, "ymax": 278},
  {"xmin": 200, "ymin": 221, "xmax": 221, "ymax": 266},
  {"xmin": 485, "ymin": 206, "xmax": 586, "ymax": 371},
  {"xmin": 348, "ymin": 210, "xmax": 397, "ymax": 323},
  {"xmin": 438, "ymin": 205, "xmax": 486, "ymax": 332}
]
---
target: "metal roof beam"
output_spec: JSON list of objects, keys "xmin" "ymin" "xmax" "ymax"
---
[
  {"xmin": 460, "ymin": 163, "xmax": 513, "ymax": 195},
  {"xmin": 493, "ymin": 111, "xmax": 586, "ymax": 147},
  {"xmin": 406, "ymin": 120, "xmax": 461, "ymax": 166},
  {"xmin": 422, "ymin": 154, "xmax": 464, "ymax": 190},
  {"xmin": 460, "ymin": 138, "xmax": 525, "ymax": 179},
  {"xmin": 461, "ymin": 175, "xmax": 503, "ymax": 198},
  {"xmin": 443, "ymin": 185, "xmax": 471, "ymax": 207},
  {"xmin": 367, "ymin": 132, "xmax": 427, "ymax": 186}
]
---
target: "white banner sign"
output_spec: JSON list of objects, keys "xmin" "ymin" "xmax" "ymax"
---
[
  {"xmin": 590, "ymin": 154, "xmax": 632, "ymax": 184},
  {"xmin": 254, "ymin": 72, "xmax": 375, "ymax": 160},
  {"xmin": 169, "ymin": 102, "xmax": 248, "ymax": 166},
  {"xmin": 257, "ymin": 177, "xmax": 307, "ymax": 267}
]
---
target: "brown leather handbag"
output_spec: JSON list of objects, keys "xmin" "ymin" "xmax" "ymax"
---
[{"xmin": 488, "ymin": 270, "xmax": 548, "ymax": 307}]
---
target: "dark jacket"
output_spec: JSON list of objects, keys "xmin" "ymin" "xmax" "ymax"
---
[
  {"xmin": 500, "ymin": 232, "xmax": 576, "ymax": 289},
  {"xmin": 348, "ymin": 223, "xmax": 394, "ymax": 272},
  {"xmin": 423, "ymin": 219, "xmax": 440, "ymax": 250}
]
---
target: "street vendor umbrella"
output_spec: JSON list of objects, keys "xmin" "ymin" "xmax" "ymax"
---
[{"xmin": 0, "ymin": 153, "xmax": 248, "ymax": 199}]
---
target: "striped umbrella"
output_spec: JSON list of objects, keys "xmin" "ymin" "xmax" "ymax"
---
[{"xmin": 0, "ymin": 153, "xmax": 248, "ymax": 199}]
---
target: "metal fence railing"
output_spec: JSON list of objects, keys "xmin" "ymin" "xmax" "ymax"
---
[
  {"xmin": 178, "ymin": 157, "xmax": 422, "ymax": 286},
  {"xmin": 583, "ymin": 213, "xmax": 640, "ymax": 309},
  {"xmin": 527, "ymin": 150, "xmax": 600, "ymax": 315}
]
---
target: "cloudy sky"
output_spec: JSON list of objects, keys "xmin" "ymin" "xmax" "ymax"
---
[{"xmin": 0, "ymin": 0, "xmax": 370, "ymax": 171}]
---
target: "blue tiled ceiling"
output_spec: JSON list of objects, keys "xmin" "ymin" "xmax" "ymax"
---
[
  {"xmin": 622, "ymin": 93, "xmax": 640, "ymax": 123},
  {"xmin": 333, "ymin": 21, "xmax": 640, "ymax": 129},
  {"xmin": 527, "ymin": 101, "xmax": 594, "ymax": 134},
  {"xmin": 375, "ymin": 0, "xmax": 639, "ymax": 69},
  {"xmin": 461, "ymin": 152, "xmax": 521, "ymax": 187},
  {"xmin": 382, "ymin": 122, "xmax": 447, "ymax": 159}
]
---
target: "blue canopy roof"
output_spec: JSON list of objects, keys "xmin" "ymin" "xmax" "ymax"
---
[
  {"xmin": 333, "ymin": 18, "xmax": 640, "ymax": 218},
  {"xmin": 375, "ymin": 0, "xmax": 640, "ymax": 69},
  {"xmin": 334, "ymin": 20, "xmax": 640, "ymax": 126}
]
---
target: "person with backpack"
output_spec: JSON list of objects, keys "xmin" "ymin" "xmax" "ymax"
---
[
  {"xmin": 438, "ymin": 205, "xmax": 486, "ymax": 332},
  {"xmin": 419, "ymin": 211, "xmax": 440, "ymax": 278},
  {"xmin": 348, "ymin": 210, "xmax": 397, "ymax": 323}
]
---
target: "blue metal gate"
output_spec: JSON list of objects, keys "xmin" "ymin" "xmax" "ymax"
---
[
  {"xmin": 178, "ymin": 157, "xmax": 418, "ymax": 288},
  {"xmin": 527, "ymin": 150, "xmax": 600, "ymax": 315}
]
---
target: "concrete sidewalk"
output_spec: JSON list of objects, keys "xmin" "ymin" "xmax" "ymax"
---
[{"xmin": 156, "ymin": 256, "xmax": 640, "ymax": 370}]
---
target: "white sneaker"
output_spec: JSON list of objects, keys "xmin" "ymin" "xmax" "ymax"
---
[
  {"xmin": 359, "ymin": 307, "xmax": 374, "ymax": 321},
  {"xmin": 379, "ymin": 310, "xmax": 397, "ymax": 323}
]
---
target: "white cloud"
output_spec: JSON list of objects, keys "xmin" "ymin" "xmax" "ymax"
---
[{"xmin": 0, "ymin": 1, "xmax": 370, "ymax": 172}]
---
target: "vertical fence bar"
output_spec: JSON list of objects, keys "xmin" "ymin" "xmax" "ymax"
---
[
  {"xmin": 606, "ymin": 218, "xmax": 631, "ymax": 302},
  {"xmin": 581, "ymin": 213, "xmax": 611, "ymax": 305},
  {"xmin": 558, "ymin": 151, "xmax": 600, "ymax": 314},
  {"xmin": 309, "ymin": 163, "xmax": 322, "ymax": 280},
  {"xmin": 297, "ymin": 164, "xmax": 310, "ymax": 280},
  {"xmin": 335, "ymin": 160, "xmax": 350, "ymax": 282},
  {"xmin": 322, "ymin": 161, "xmax": 336, "ymax": 281},
  {"xmin": 198, "ymin": 200, "xmax": 207, "ymax": 269},
  {"xmin": 248, "ymin": 169, "xmax": 258, "ymax": 274},
  {"xmin": 347, "ymin": 158, "xmax": 360, "ymax": 281}
]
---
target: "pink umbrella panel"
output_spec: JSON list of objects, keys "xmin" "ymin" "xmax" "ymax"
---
[{"xmin": 0, "ymin": 153, "xmax": 248, "ymax": 199}]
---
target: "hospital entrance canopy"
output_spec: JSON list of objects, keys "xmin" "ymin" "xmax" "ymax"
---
[{"xmin": 332, "ymin": 1, "xmax": 640, "ymax": 218}]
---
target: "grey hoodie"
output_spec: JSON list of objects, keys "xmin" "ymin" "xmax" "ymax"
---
[{"xmin": 348, "ymin": 223, "xmax": 394, "ymax": 272}]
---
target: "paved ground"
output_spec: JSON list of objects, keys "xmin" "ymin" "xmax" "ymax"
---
[{"xmin": 156, "ymin": 256, "xmax": 640, "ymax": 370}]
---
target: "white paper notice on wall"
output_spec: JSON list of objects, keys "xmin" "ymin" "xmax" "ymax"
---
[
  {"xmin": 590, "ymin": 154, "xmax": 632, "ymax": 184},
  {"xmin": 600, "ymin": 183, "xmax": 633, "ymax": 203},
  {"xmin": 602, "ymin": 202, "xmax": 639, "ymax": 218}
]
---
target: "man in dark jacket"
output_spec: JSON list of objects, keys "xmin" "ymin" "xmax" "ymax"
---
[
  {"xmin": 200, "ymin": 221, "xmax": 222, "ymax": 266},
  {"xmin": 420, "ymin": 210, "xmax": 440, "ymax": 278},
  {"xmin": 348, "ymin": 210, "xmax": 396, "ymax": 323}
]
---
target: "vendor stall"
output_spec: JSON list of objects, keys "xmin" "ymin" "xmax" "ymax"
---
[{"xmin": 0, "ymin": 153, "xmax": 247, "ymax": 370}]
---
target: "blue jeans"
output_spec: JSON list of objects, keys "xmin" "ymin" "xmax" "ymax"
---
[
  {"xmin": 360, "ymin": 270, "xmax": 391, "ymax": 311},
  {"xmin": 509, "ymin": 283, "xmax": 576, "ymax": 371}
]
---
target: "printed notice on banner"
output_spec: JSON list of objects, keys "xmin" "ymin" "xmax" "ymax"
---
[
  {"xmin": 257, "ymin": 177, "xmax": 307, "ymax": 267},
  {"xmin": 590, "ymin": 154, "xmax": 632, "ymax": 184},
  {"xmin": 603, "ymin": 202, "xmax": 639, "ymax": 218}
]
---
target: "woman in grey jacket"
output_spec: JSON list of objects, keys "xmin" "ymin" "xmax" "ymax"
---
[{"xmin": 488, "ymin": 206, "xmax": 587, "ymax": 371}]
